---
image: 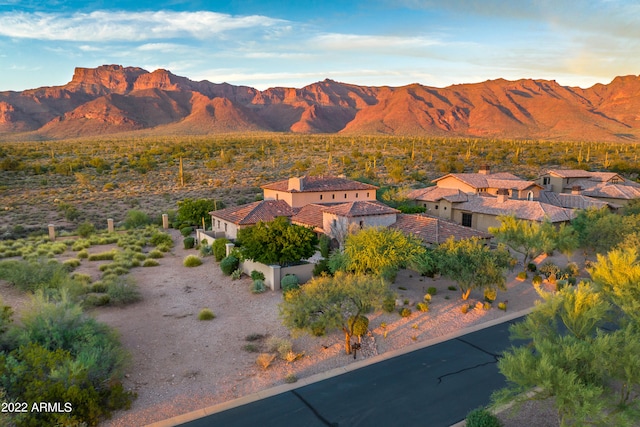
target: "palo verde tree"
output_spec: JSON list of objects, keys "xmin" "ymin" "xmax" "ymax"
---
[
  {"xmin": 494, "ymin": 245, "xmax": 640, "ymax": 426},
  {"xmin": 236, "ymin": 217, "xmax": 318, "ymax": 266},
  {"xmin": 434, "ymin": 237, "xmax": 513, "ymax": 300},
  {"xmin": 279, "ymin": 272, "xmax": 388, "ymax": 354},
  {"xmin": 341, "ymin": 226, "xmax": 426, "ymax": 277},
  {"xmin": 489, "ymin": 215, "xmax": 559, "ymax": 271},
  {"xmin": 176, "ymin": 198, "xmax": 220, "ymax": 229}
]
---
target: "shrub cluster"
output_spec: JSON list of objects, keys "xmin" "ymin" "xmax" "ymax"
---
[
  {"xmin": 184, "ymin": 255, "xmax": 202, "ymax": 267},
  {"xmin": 465, "ymin": 407, "xmax": 503, "ymax": 427},
  {"xmin": 281, "ymin": 274, "xmax": 299, "ymax": 293},
  {"xmin": 220, "ymin": 255, "xmax": 239, "ymax": 276},
  {"xmin": 212, "ymin": 238, "xmax": 230, "ymax": 262}
]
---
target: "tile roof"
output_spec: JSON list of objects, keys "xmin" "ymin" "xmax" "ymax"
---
[
  {"xmin": 291, "ymin": 204, "xmax": 326, "ymax": 229},
  {"xmin": 261, "ymin": 175, "xmax": 378, "ymax": 193},
  {"xmin": 455, "ymin": 195, "xmax": 574, "ymax": 223},
  {"xmin": 320, "ymin": 200, "xmax": 400, "ymax": 217},
  {"xmin": 391, "ymin": 214, "xmax": 491, "ymax": 244},
  {"xmin": 210, "ymin": 200, "xmax": 295, "ymax": 225},
  {"xmin": 406, "ymin": 186, "xmax": 469, "ymax": 202},
  {"xmin": 581, "ymin": 183, "xmax": 640, "ymax": 200},
  {"xmin": 545, "ymin": 169, "xmax": 593, "ymax": 179},
  {"xmin": 433, "ymin": 172, "xmax": 533, "ymax": 190},
  {"xmin": 538, "ymin": 191, "xmax": 616, "ymax": 210}
]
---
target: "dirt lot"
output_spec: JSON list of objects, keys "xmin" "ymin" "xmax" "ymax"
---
[{"xmin": 0, "ymin": 230, "xmax": 575, "ymax": 426}]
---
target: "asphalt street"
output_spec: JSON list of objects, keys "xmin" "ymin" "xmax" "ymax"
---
[{"xmin": 177, "ymin": 317, "xmax": 526, "ymax": 427}]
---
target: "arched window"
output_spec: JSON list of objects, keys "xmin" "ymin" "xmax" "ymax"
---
[{"xmin": 527, "ymin": 191, "xmax": 534, "ymax": 201}]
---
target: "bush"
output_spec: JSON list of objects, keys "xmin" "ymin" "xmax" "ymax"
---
[
  {"xmin": 200, "ymin": 244, "xmax": 213, "ymax": 257},
  {"xmin": 148, "ymin": 249, "xmax": 164, "ymax": 259},
  {"xmin": 183, "ymin": 255, "xmax": 202, "ymax": 267},
  {"xmin": 63, "ymin": 258, "xmax": 81, "ymax": 271},
  {"xmin": 516, "ymin": 271, "xmax": 528, "ymax": 280},
  {"xmin": 483, "ymin": 288, "xmax": 497, "ymax": 303},
  {"xmin": 447, "ymin": 285, "xmax": 457, "ymax": 291},
  {"xmin": 498, "ymin": 301, "xmax": 507, "ymax": 311},
  {"xmin": 76, "ymin": 221, "xmax": 96, "ymax": 238},
  {"xmin": 383, "ymin": 294, "xmax": 396, "ymax": 313},
  {"xmin": 312, "ymin": 259, "xmax": 332, "ymax": 277},
  {"xmin": 280, "ymin": 274, "xmax": 299, "ymax": 293},
  {"xmin": 84, "ymin": 293, "xmax": 111, "ymax": 307},
  {"xmin": 562, "ymin": 262, "xmax": 580, "ymax": 278},
  {"xmin": 399, "ymin": 307, "xmax": 412, "ymax": 317},
  {"xmin": 231, "ymin": 269, "xmax": 242, "ymax": 280},
  {"xmin": 213, "ymin": 238, "xmax": 230, "ymax": 262},
  {"xmin": 349, "ymin": 315, "xmax": 369, "ymax": 337},
  {"xmin": 150, "ymin": 231, "xmax": 173, "ymax": 248},
  {"xmin": 427, "ymin": 287, "xmax": 437, "ymax": 296},
  {"xmin": 156, "ymin": 243, "xmax": 172, "ymax": 253},
  {"xmin": 180, "ymin": 226, "xmax": 193, "ymax": 237},
  {"xmin": 416, "ymin": 302, "xmax": 429, "ymax": 312},
  {"xmin": 465, "ymin": 407, "xmax": 503, "ymax": 427},
  {"xmin": 539, "ymin": 261, "xmax": 560, "ymax": 278},
  {"xmin": 183, "ymin": 237, "xmax": 195, "ymax": 249},
  {"xmin": 256, "ymin": 353, "xmax": 276, "ymax": 370},
  {"xmin": 142, "ymin": 259, "xmax": 159, "ymax": 267},
  {"xmin": 319, "ymin": 234, "xmax": 331, "ymax": 258},
  {"xmin": 285, "ymin": 373, "xmax": 298, "ymax": 383},
  {"xmin": 106, "ymin": 278, "xmax": 141, "ymax": 305},
  {"xmin": 251, "ymin": 279, "xmax": 266, "ymax": 294},
  {"xmin": 198, "ymin": 308, "xmax": 215, "ymax": 320},
  {"xmin": 461, "ymin": 304, "xmax": 471, "ymax": 314},
  {"xmin": 251, "ymin": 270, "xmax": 265, "ymax": 281},
  {"xmin": 243, "ymin": 343, "xmax": 259, "ymax": 352},
  {"xmin": 267, "ymin": 337, "xmax": 293, "ymax": 360},
  {"xmin": 124, "ymin": 209, "xmax": 151, "ymax": 229},
  {"xmin": 526, "ymin": 262, "xmax": 537, "ymax": 272},
  {"xmin": 88, "ymin": 249, "xmax": 118, "ymax": 261},
  {"xmin": 220, "ymin": 255, "xmax": 239, "ymax": 276},
  {"xmin": 532, "ymin": 274, "xmax": 543, "ymax": 286}
]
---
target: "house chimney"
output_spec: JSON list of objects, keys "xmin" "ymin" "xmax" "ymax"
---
[
  {"xmin": 496, "ymin": 188, "xmax": 509, "ymax": 203},
  {"xmin": 288, "ymin": 177, "xmax": 303, "ymax": 191},
  {"xmin": 571, "ymin": 185, "xmax": 582, "ymax": 195},
  {"xmin": 478, "ymin": 165, "xmax": 491, "ymax": 175}
]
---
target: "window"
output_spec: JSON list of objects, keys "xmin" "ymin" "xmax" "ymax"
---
[
  {"xmin": 344, "ymin": 193, "xmax": 347, "ymax": 199},
  {"xmin": 275, "ymin": 194, "xmax": 279, "ymax": 200},
  {"xmin": 461, "ymin": 213, "xmax": 472, "ymax": 227},
  {"xmin": 320, "ymin": 194, "xmax": 323, "ymax": 200},
  {"xmin": 444, "ymin": 206, "xmax": 447, "ymax": 211},
  {"xmin": 527, "ymin": 191, "xmax": 534, "ymax": 201},
  {"xmin": 332, "ymin": 194, "xmax": 335, "ymax": 200},
  {"xmin": 359, "ymin": 220, "xmax": 364, "ymax": 229},
  {"xmin": 224, "ymin": 223, "xmax": 228, "ymax": 232},
  {"xmin": 356, "ymin": 193, "xmax": 359, "ymax": 198},
  {"xmin": 543, "ymin": 177, "xmax": 551, "ymax": 185},
  {"xmin": 332, "ymin": 219, "xmax": 337, "ymax": 228},
  {"xmin": 423, "ymin": 203, "xmax": 427, "ymax": 208},
  {"xmin": 217, "ymin": 220, "xmax": 220, "ymax": 229},
  {"xmin": 367, "ymin": 192, "xmax": 370, "ymax": 197},
  {"xmin": 435, "ymin": 205, "xmax": 439, "ymax": 210}
]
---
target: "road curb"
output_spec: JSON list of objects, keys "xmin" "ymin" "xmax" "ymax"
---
[{"xmin": 146, "ymin": 307, "xmax": 535, "ymax": 427}]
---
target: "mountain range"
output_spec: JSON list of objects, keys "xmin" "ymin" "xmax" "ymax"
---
[{"xmin": 1, "ymin": 64, "xmax": 639, "ymax": 141}]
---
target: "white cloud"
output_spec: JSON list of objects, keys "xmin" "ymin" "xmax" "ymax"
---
[
  {"xmin": 137, "ymin": 43, "xmax": 185, "ymax": 53},
  {"xmin": 0, "ymin": 10, "xmax": 288, "ymax": 42},
  {"xmin": 312, "ymin": 33, "xmax": 441, "ymax": 52}
]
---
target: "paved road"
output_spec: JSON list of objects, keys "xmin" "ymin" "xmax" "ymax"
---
[{"xmin": 177, "ymin": 317, "xmax": 526, "ymax": 427}]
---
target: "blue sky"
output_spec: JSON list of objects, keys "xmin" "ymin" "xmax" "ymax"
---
[{"xmin": 0, "ymin": 0, "xmax": 639, "ymax": 91}]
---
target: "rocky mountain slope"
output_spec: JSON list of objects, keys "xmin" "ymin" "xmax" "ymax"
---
[{"xmin": 1, "ymin": 64, "xmax": 639, "ymax": 141}]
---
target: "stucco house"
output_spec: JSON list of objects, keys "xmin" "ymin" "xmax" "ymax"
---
[
  {"xmin": 536, "ymin": 169, "xmax": 640, "ymax": 206},
  {"xmin": 390, "ymin": 214, "xmax": 491, "ymax": 246},
  {"xmin": 209, "ymin": 199, "xmax": 294, "ymax": 239}
]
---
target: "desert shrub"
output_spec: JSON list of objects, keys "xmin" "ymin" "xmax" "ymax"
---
[
  {"xmin": 311, "ymin": 322, "xmax": 326, "ymax": 336},
  {"xmin": 198, "ymin": 308, "xmax": 215, "ymax": 320},
  {"xmin": 465, "ymin": 407, "xmax": 503, "ymax": 427},
  {"xmin": 497, "ymin": 301, "xmax": 507, "ymax": 311},
  {"xmin": 251, "ymin": 279, "xmax": 266, "ymax": 294},
  {"xmin": 84, "ymin": 293, "xmax": 111, "ymax": 307},
  {"xmin": 250, "ymin": 270, "xmax": 265, "ymax": 281},
  {"xmin": 483, "ymin": 301, "xmax": 492, "ymax": 310},
  {"xmin": 539, "ymin": 261, "xmax": 560, "ymax": 278},
  {"xmin": 381, "ymin": 266, "xmax": 398, "ymax": 283},
  {"xmin": 447, "ymin": 285, "xmax": 457, "ymax": 291},
  {"xmin": 0, "ymin": 260, "xmax": 72, "ymax": 293},
  {"xmin": 280, "ymin": 274, "xmax": 299, "ymax": 293},
  {"xmin": 180, "ymin": 226, "xmax": 193, "ymax": 237},
  {"xmin": 156, "ymin": 243, "xmax": 172, "ymax": 252},
  {"xmin": 416, "ymin": 302, "xmax": 429, "ymax": 312},
  {"xmin": 399, "ymin": 307, "xmax": 412, "ymax": 317},
  {"xmin": 245, "ymin": 333, "xmax": 265, "ymax": 341},
  {"xmin": 150, "ymin": 232, "xmax": 173, "ymax": 248},
  {"xmin": 313, "ymin": 258, "xmax": 332, "ymax": 277},
  {"xmin": 147, "ymin": 249, "xmax": 164, "ymax": 259},
  {"xmin": 124, "ymin": 209, "xmax": 151, "ymax": 229},
  {"xmin": 72, "ymin": 239, "xmax": 91, "ymax": 251},
  {"xmin": 243, "ymin": 343, "xmax": 259, "ymax": 352},
  {"xmin": 526, "ymin": 262, "xmax": 537, "ymax": 272},
  {"xmin": 423, "ymin": 293, "xmax": 432, "ymax": 302},
  {"xmin": 427, "ymin": 286, "xmax": 437, "ymax": 295},
  {"xmin": 212, "ymin": 238, "xmax": 230, "ymax": 262},
  {"xmin": 183, "ymin": 255, "xmax": 202, "ymax": 267},
  {"xmin": 532, "ymin": 274, "xmax": 543, "ymax": 286},
  {"xmin": 483, "ymin": 288, "xmax": 497, "ymax": 303},
  {"xmin": 142, "ymin": 259, "xmax": 159, "ymax": 267},
  {"xmin": 256, "ymin": 353, "xmax": 276, "ymax": 370},
  {"xmin": 183, "ymin": 237, "xmax": 195, "ymax": 249},
  {"xmin": 88, "ymin": 249, "xmax": 118, "ymax": 261},
  {"xmin": 71, "ymin": 273, "xmax": 92, "ymax": 285},
  {"xmin": 267, "ymin": 337, "xmax": 293, "ymax": 360},
  {"xmin": 461, "ymin": 304, "xmax": 471, "ymax": 314},
  {"xmin": 220, "ymin": 255, "xmax": 239, "ymax": 276},
  {"xmin": 200, "ymin": 243, "xmax": 213, "ymax": 257},
  {"xmin": 231, "ymin": 269, "xmax": 242, "ymax": 280},
  {"xmin": 63, "ymin": 258, "xmax": 81, "ymax": 271},
  {"xmin": 76, "ymin": 221, "xmax": 96, "ymax": 238},
  {"xmin": 516, "ymin": 271, "xmax": 528, "ymax": 280},
  {"xmin": 383, "ymin": 293, "xmax": 396, "ymax": 313},
  {"xmin": 349, "ymin": 315, "xmax": 369, "ymax": 337},
  {"xmin": 284, "ymin": 373, "xmax": 298, "ymax": 383},
  {"xmin": 561, "ymin": 262, "xmax": 580, "ymax": 278},
  {"xmin": 91, "ymin": 282, "xmax": 108, "ymax": 293},
  {"xmin": 106, "ymin": 278, "xmax": 141, "ymax": 305}
]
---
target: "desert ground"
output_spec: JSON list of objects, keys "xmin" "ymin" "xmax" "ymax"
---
[{"xmin": 0, "ymin": 229, "xmax": 577, "ymax": 427}]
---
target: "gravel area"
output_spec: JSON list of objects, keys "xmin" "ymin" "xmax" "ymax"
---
[{"xmin": 1, "ymin": 230, "xmax": 578, "ymax": 426}]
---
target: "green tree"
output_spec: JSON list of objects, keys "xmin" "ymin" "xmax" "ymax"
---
[
  {"xmin": 280, "ymin": 272, "xmax": 388, "ymax": 354},
  {"xmin": 434, "ymin": 237, "xmax": 512, "ymax": 300},
  {"xmin": 489, "ymin": 215, "xmax": 557, "ymax": 270},
  {"xmin": 123, "ymin": 209, "xmax": 151, "ymax": 229},
  {"xmin": 176, "ymin": 198, "xmax": 218, "ymax": 229},
  {"xmin": 237, "ymin": 217, "xmax": 318, "ymax": 266},
  {"xmin": 342, "ymin": 227, "xmax": 426, "ymax": 276}
]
